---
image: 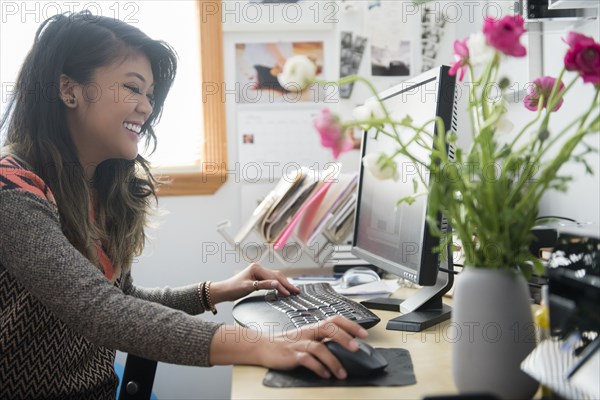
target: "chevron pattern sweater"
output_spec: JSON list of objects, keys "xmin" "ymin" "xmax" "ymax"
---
[{"xmin": 0, "ymin": 156, "xmax": 222, "ymax": 399}]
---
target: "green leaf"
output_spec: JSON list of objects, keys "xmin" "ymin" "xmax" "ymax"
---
[
  {"xmin": 400, "ymin": 115, "xmax": 413, "ymax": 126},
  {"xmin": 531, "ymin": 258, "xmax": 546, "ymax": 276},
  {"xmin": 496, "ymin": 144, "xmax": 511, "ymax": 158},
  {"xmin": 446, "ymin": 131, "xmax": 458, "ymax": 144},
  {"xmin": 397, "ymin": 196, "xmax": 416, "ymax": 206},
  {"xmin": 426, "ymin": 215, "xmax": 442, "ymax": 236}
]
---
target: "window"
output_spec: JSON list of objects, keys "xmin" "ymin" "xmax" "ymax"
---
[
  {"xmin": 138, "ymin": 0, "xmax": 227, "ymax": 196},
  {"xmin": 136, "ymin": 2, "xmax": 204, "ymax": 172}
]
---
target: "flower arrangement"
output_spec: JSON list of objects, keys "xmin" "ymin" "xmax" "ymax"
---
[{"xmin": 278, "ymin": 15, "xmax": 600, "ymax": 277}]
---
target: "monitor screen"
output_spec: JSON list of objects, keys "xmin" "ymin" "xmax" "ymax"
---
[
  {"xmin": 351, "ymin": 66, "xmax": 458, "ymax": 331},
  {"xmin": 353, "ymin": 66, "xmax": 455, "ymax": 286}
]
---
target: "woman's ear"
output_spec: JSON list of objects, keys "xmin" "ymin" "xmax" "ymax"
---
[{"xmin": 59, "ymin": 74, "xmax": 78, "ymax": 108}]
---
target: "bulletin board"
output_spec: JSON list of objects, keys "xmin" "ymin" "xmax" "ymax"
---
[{"xmin": 224, "ymin": 0, "xmax": 463, "ymax": 224}]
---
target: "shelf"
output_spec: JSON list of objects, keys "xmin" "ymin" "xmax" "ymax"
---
[
  {"xmin": 548, "ymin": 0, "xmax": 599, "ymax": 10},
  {"xmin": 523, "ymin": 0, "xmax": 598, "ymax": 21}
]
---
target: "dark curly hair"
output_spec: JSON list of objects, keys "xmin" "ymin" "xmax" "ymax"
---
[{"xmin": 1, "ymin": 11, "xmax": 178, "ymax": 277}]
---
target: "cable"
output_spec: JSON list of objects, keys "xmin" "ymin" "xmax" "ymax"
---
[
  {"xmin": 438, "ymin": 263, "xmax": 464, "ymax": 275},
  {"xmin": 536, "ymin": 215, "xmax": 577, "ymax": 223},
  {"xmin": 439, "ymin": 267, "xmax": 460, "ymax": 275}
]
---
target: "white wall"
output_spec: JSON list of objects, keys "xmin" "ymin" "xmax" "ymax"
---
[{"xmin": 537, "ymin": 19, "xmax": 600, "ymax": 227}]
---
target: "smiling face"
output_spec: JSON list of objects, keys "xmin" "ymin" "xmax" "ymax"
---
[{"xmin": 62, "ymin": 53, "xmax": 155, "ymax": 171}]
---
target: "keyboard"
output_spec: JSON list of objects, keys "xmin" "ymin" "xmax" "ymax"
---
[{"xmin": 232, "ymin": 282, "xmax": 381, "ymax": 333}]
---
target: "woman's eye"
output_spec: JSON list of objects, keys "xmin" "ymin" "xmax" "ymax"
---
[
  {"xmin": 124, "ymin": 85, "xmax": 154, "ymax": 107},
  {"xmin": 124, "ymin": 84, "xmax": 142, "ymax": 95}
]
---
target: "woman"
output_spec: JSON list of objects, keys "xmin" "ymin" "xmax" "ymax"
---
[{"xmin": 0, "ymin": 12, "xmax": 366, "ymax": 399}]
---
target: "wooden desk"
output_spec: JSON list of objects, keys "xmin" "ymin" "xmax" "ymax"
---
[{"xmin": 231, "ymin": 287, "xmax": 457, "ymax": 400}]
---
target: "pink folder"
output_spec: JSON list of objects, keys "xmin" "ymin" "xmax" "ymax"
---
[{"xmin": 272, "ymin": 181, "xmax": 333, "ymax": 251}]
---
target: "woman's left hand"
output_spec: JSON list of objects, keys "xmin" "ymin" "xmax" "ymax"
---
[{"xmin": 210, "ymin": 263, "xmax": 300, "ymax": 304}]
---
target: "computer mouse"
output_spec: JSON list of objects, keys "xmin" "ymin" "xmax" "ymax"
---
[
  {"xmin": 341, "ymin": 267, "xmax": 380, "ymax": 288},
  {"xmin": 324, "ymin": 339, "xmax": 388, "ymax": 377}
]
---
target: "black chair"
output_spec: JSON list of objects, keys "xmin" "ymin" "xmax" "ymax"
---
[{"xmin": 117, "ymin": 355, "xmax": 158, "ymax": 400}]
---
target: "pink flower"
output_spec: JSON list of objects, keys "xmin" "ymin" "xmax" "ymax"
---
[
  {"xmin": 564, "ymin": 32, "xmax": 600, "ymax": 86},
  {"xmin": 449, "ymin": 38, "xmax": 469, "ymax": 81},
  {"xmin": 483, "ymin": 15, "xmax": 527, "ymax": 58},
  {"xmin": 524, "ymin": 76, "xmax": 565, "ymax": 112},
  {"xmin": 314, "ymin": 108, "xmax": 353, "ymax": 159}
]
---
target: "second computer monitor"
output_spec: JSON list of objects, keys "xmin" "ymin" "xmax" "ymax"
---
[{"xmin": 352, "ymin": 65, "xmax": 458, "ymax": 332}]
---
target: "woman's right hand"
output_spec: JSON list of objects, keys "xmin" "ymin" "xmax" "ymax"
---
[{"xmin": 255, "ymin": 315, "xmax": 368, "ymax": 380}]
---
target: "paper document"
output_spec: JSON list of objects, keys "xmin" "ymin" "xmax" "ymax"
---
[
  {"xmin": 521, "ymin": 338, "xmax": 596, "ymax": 400},
  {"xmin": 334, "ymin": 279, "xmax": 400, "ymax": 296}
]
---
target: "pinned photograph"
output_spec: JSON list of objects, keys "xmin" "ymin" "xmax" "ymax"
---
[
  {"xmin": 371, "ymin": 40, "xmax": 411, "ymax": 77},
  {"xmin": 339, "ymin": 32, "xmax": 367, "ymax": 98},
  {"xmin": 235, "ymin": 41, "xmax": 325, "ymax": 104},
  {"xmin": 242, "ymin": 134, "xmax": 255, "ymax": 144},
  {"xmin": 420, "ymin": 5, "xmax": 453, "ymax": 73},
  {"xmin": 367, "ymin": 1, "xmax": 413, "ymax": 77}
]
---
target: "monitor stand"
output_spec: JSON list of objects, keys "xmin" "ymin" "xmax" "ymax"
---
[
  {"xmin": 386, "ymin": 298, "xmax": 452, "ymax": 332},
  {"xmin": 361, "ymin": 268, "xmax": 453, "ymax": 332}
]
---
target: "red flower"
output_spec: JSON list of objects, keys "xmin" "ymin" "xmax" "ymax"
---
[
  {"xmin": 524, "ymin": 76, "xmax": 565, "ymax": 112},
  {"xmin": 314, "ymin": 108, "xmax": 353, "ymax": 159},
  {"xmin": 449, "ymin": 38, "xmax": 469, "ymax": 81},
  {"xmin": 564, "ymin": 32, "xmax": 600, "ymax": 86},
  {"xmin": 483, "ymin": 15, "xmax": 527, "ymax": 58}
]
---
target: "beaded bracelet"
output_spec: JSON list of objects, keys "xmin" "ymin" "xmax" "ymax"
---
[
  {"xmin": 197, "ymin": 281, "xmax": 209, "ymax": 311},
  {"xmin": 203, "ymin": 281, "xmax": 217, "ymax": 315}
]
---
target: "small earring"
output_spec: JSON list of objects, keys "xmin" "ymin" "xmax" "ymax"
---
[{"xmin": 65, "ymin": 98, "xmax": 76, "ymax": 105}]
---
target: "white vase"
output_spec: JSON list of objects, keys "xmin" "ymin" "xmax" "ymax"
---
[{"xmin": 451, "ymin": 268, "xmax": 539, "ymax": 399}]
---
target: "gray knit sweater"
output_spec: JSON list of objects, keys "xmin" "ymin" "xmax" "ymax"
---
[{"xmin": 0, "ymin": 156, "xmax": 222, "ymax": 399}]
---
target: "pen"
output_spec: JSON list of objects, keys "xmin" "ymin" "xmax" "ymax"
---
[{"xmin": 566, "ymin": 336, "xmax": 600, "ymax": 379}]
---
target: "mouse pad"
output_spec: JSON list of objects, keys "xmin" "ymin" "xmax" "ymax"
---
[{"xmin": 263, "ymin": 348, "xmax": 416, "ymax": 388}]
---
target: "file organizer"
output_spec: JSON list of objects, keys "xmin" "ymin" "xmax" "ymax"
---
[{"xmin": 217, "ymin": 166, "xmax": 358, "ymax": 269}]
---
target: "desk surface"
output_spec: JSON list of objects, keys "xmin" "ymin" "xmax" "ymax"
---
[{"xmin": 231, "ymin": 287, "xmax": 457, "ymax": 400}]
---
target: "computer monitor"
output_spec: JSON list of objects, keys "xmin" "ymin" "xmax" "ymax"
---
[{"xmin": 351, "ymin": 65, "xmax": 459, "ymax": 332}]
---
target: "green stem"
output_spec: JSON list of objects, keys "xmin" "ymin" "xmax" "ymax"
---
[
  {"xmin": 505, "ymin": 97, "xmax": 598, "ymax": 212},
  {"xmin": 501, "ymin": 75, "xmax": 579, "ymax": 230},
  {"xmin": 507, "ymin": 98, "xmax": 546, "ymax": 154},
  {"xmin": 316, "ymin": 76, "xmax": 401, "ymax": 139},
  {"xmin": 539, "ymin": 69, "xmax": 569, "ymax": 132},
  {"xmin": 370, "ymin": 121, "xmax": 436, "ymax": 186},
  {"xmin": 467, "ymin": 64, "xmax": 482, "ymax": 135},
  {"xmin": 429, "ymin": 115, "xmax": 488, "ymax": 263},
  {"xmin": 514, "ymin": 93, "xmax": 599, "ymax": 214},
  {"xmin": 535, "ymin": 88, "xmax": 599, "ymax": 168},
  {"xmin": 474, "ymin": 56, "xmax": 501, "ymax": 245}
]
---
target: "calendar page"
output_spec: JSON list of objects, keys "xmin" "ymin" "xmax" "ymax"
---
[{"xmin": 237, "ymin": 107, "xmax": 335, "ymax": 181}]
